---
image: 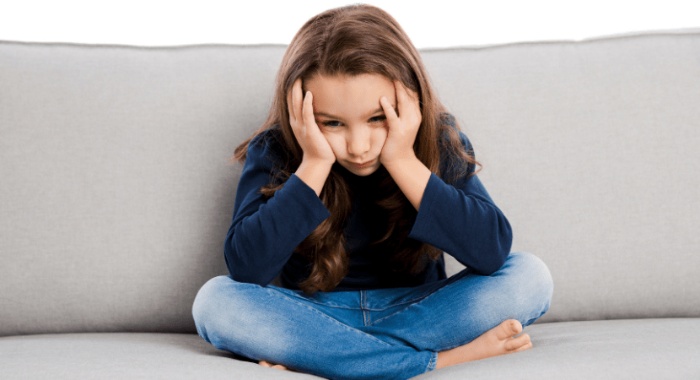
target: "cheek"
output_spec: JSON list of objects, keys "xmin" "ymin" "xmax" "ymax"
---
[
  {"xmin": 321, "ymin": 132, "xmax": 345, "ymax": 155},
  {"xmin": 371, "ymin": 127, "xmax": 388, "ymax": 149}
]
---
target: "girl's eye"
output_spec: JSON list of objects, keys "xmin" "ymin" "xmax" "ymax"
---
[
  {"xmin": 320, "ymin": 120, "xmax": 343, "ymax": 128},
  {"xmin": 369, "ymin": 115, "xmax": 386, "ymax": 123}
]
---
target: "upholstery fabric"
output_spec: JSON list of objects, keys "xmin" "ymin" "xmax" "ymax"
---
[
  {"xmin": 0, "ymin": 43, "xmax": 284, "ymax": 335},
  {"xmin": 1, "ymin": 30, "xmax": 699, "ymax": 339},
  {"xmin": 426, "ymin": 32, "xmax": 700, "ymax": 322},
  {"xmin": 415, "ymin": 318, "xmax": 700, "ymax": 380},
  {"xmin": 1, "ymin": 319, "xmax": 698, "ymax": 379},
  {"xmin": 0, "ymin": 333, "xmax": 319, "ymax": 379}
]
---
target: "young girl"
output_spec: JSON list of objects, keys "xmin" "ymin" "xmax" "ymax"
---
[{"xmin": 193, "ymin": 4, "xmax": 552, "ymax": 379}]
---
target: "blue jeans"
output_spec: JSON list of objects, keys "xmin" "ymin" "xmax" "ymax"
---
[{"xmin": 192, "ymin": 252, "xmax": 553, "ymax": 380}]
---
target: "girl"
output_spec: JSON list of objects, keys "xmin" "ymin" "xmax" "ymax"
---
[{"xmin": 193, "ymin": 4, "xmax": 552, "ymax": 379}]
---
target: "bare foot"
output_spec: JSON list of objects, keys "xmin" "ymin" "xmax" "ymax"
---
[
  {"xmin": 259, "ymin": 360, "xmax": 288, "ymax": 371},
  {"xmin": 436, "ymin": 319, "xmax": 532, "ymax": 369}
]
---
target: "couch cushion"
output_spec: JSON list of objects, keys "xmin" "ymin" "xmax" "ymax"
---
[
  {"xmin": 0, "ymin": 41, "xmax": 286, "ymax": 335},
  {"xmin": 419, "ymin": 318, "xmax": 700, "ymax": 379},
  {"xmin": 1, "ymin": 319, "xmax": 698, "ymax": 379},
  {"xmin": 425, "ymin": 31, "xmax": 700, "ymax": 322},
  {"xmin": 0, "ymin": 332, "xmax": 320, "ymax": 379},
  {"xmin": 2, "ymin": 30, "xmax": 700, "ymax": 335}
]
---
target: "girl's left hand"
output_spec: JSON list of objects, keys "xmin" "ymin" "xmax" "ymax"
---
[{"xmin": 379, "ymin": 81, "xmax": 422, "ymax": 167}]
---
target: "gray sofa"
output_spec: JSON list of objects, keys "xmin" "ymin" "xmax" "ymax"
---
[{"xmin": 1, "ymin": 29, "xmax": 699, "ymax": 379}]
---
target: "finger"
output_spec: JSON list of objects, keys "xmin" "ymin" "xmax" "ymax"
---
[
  {"xmin": 395, "ymin": 81, "xmax": 421, "ymax": 122},
  {"xmin": 302, "ymin": 90, "xmax": 316, "ymax": 136},
  {"xmin": 290, "ymin": 78, "xmax": 303, "ymax": 126},
  {"xmin": 286, "ymin": 84, "xmax": 294, "ymax": 124},
  {"xmin": 379, "ymin": 96, "xmax": 398, "ymax": 126}
]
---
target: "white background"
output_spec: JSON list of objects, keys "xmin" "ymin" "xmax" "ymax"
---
[{"xmin": 1, "ymin": 0, "xmax": 698, "ymax": 48}]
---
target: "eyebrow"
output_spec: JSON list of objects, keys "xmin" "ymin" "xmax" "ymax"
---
[{"xmin": 314, "ymin": 107, "xmax": 391, "ymax": 119}]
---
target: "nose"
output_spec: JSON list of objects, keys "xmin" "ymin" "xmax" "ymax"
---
[{"xmin": 346, "ymin": 127, "xmax": 371, "ymax": 157}]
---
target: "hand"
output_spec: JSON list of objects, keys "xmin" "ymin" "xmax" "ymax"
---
[
  {"xmin": 378, "ymin": 82, "xmax": 430, "ymax": 210},
  {"xmin": 287, "ymin": 78, "xmax": 336, "ymax": 166},
  {"xmin": 379, "ymin": 81, "xmax": 422, "ymax": 167}
]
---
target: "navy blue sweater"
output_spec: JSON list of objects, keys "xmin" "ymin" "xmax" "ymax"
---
[{"xmin": 224, "ymin": 126, "xmax": 512, "ymax": 290}]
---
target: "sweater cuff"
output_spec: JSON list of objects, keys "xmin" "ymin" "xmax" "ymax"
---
[
  {"xmin": 408, "ymin": 173, "xmax": 442, "ymax": 243},
  {"xmin": 283, "ymin": 174, "xmax": 331, "ymax": 224}
]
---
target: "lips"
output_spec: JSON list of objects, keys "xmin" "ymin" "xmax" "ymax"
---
[{"xmin": 350, "ymin": 160, "xmax": 375, "ymax": 169}]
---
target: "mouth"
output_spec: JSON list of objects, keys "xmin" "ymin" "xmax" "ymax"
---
[{"xmin": 350, "ymin": 159, "xmax": 376, "ymax": 169}]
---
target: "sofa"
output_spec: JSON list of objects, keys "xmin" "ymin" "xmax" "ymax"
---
[{"xmin": 1, "ymin": 28, "xmax": 699, "ymax": 379}]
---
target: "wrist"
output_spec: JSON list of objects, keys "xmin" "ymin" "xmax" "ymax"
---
[
  {"xmin": 300, "ymin": 156, "xmax": 335, "ymax": 172},
  {"xmin": 296, "ymin": 158, "xmax": 334, "ymax": 196},
  {"xmin": 381, "ymin": 153, "xmax": 420, "ymax": 173},
  {"xmin": 381, "ymin": 154, "xmax": 431, "ymax": 211}
]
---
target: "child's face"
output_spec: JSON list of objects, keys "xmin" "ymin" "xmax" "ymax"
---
[{"xmin": 306, "ymin": 73, "xmax": 396, "ymax": 176}]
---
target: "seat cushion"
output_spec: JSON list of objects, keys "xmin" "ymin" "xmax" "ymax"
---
[
  {"xmin": 0, "ymin": 332, "xmax": 319, "ymax": 379},
  {"xmin": 2, "ymin": 319, "xmax": 698, "ymax": 379},
  {"xmin": 417, "ymin": 318, "xmax": 700, "ymax": 379}
]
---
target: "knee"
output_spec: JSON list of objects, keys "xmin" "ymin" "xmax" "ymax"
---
[
  {"xmin": 192, "ymin": 275, "xmax": 246, "ymax": 341},
  {"xmin": 503, "ymin": 252, "xmax": 554, "ymax": 323},
  {"xmin": 192, "ymin": 277, "xmax": 294, "ymax": 360},
  {"xmin": 508, "ymin": 252, "xmax": 553, "ymax": 293}
]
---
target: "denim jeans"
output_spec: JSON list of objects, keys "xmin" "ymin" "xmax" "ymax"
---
[{"xmin": 192, "ymin": 252, "xmax": 553, "ymax": 380}]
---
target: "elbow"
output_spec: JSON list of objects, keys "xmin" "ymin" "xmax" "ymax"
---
[
  {"xmin": 473, "ymin": 251, "xmax": 507, "ymax": 275},
  {"xmin": 492, "ymin": 217, "xmax": 514, "ymax": 272},
  {"xmin": 473, "ymin": 216, "xmax": 513, "ymax": 275},
  {"xmin": 224, "ymin": 237, "xmax": 275, "ymax": 287},
  {"xmin": 491, "ymin": 234, "xmax": 513, "ymax": 274}
]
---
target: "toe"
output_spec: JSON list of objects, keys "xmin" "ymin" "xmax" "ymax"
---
[
  {"xmin": 496, "ymin": 319, "xmax": 523, "ymax": 339},
  {"xmin": 505, "ymin": 333, "xmax": 531, "ymax": 351},
  {"xmin": 514, "ymin": 341, "xmax": 533, "ymax": 352}
]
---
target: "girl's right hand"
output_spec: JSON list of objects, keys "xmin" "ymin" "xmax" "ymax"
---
[{"xmin": 287, "ymin": 78, "xmax": 336, "ymax": 166}]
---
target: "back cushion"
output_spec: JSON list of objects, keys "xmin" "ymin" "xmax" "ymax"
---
[
  {"xmin": 1, "ymin": 31, "xmax": 699, "ymax": 335},
  {"xmin": 428, "ymin": 31, "xmax": 700, "ymax": 322},
  {"xmin": 0, "ymin": 42, "xmax": 284, "ymax": 335}
]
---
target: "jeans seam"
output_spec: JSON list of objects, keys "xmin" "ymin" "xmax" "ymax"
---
[
  {"xmin": 270, "ymin": 286, "xmax": 361, "ymax": 310},
  {"xmin": 364, "ymin": 269, "xmax": 471, "ymax": 313},
  {"xmin": 264, "ymin": 286, "xmax": 396, "ymax": 349},
  {"xmin": 361, "ymin": 290, "xmax": 370, "ymax": 326},
  {"xmin": 368, "ymin": 271, "xmax": 471, "ymax": 327},
  {"xmin": 426, "ymin": 351, "xmax": 438, "ymax": 372}
]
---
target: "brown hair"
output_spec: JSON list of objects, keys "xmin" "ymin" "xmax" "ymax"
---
[{"xmin": 234, "ymin": 4, "xmax": 478, "ymax": 293}]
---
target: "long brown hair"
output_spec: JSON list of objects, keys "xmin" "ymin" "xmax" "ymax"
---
[{"xmin": 235, "ymin": 4, "xmax": 478, "ymax": 293}]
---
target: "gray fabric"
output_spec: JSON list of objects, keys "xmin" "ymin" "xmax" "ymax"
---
[
  {"xmin": 0, "ymin": 333, "xmax": 320, "ymax": 379},
  {"xmin": 1, "ymin": 319, "xmax": 697, "ymax": 379},
  {"xmin": 429, "ymin": 32, "xmax": 700, "ymax": 322},
  {"xmin": 416, "ymin": 318, "xmax": 700, "ymax": 380},
  {"xmin": 1, "ymin": 29, "xmax": 700, "ymax": 337},
  {"xmin": 0, "ymin": 42, "xmax": 285, "ymax": 335}
]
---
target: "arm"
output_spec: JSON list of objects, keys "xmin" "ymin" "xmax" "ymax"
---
[
  {"xmin": 224, "ymin": 134, "xmax": 331, "ymax": 286},
  {"xmin": 385, "ymin": 129, "xmax": 512, "ymax": 274},
  {"xmin": 378, "ymin": 82, "xmax": 511, "ymax": 274},
  {"xmin": 226, "ymin": 79, "xmax": 335, "ymax": 285},
  {"xmin": 408, "ymin": 132, "xmax": 512, "ymax": 275},
  {"xmin": 379, "ymin": 82, "xmax": 431, "ymax": 210}
]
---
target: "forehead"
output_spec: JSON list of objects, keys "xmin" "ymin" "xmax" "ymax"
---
[{"xmin": 305, "ymin": 73, "xmax": 396, "ymax": 116}]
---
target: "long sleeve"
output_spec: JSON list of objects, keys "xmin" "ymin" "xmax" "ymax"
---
[
  {"xmin": 408, "ymin": 132, "xmax": 513, "ymax": 275},
  {"xmin": 224, "ymin": 133, "xmax": 330, "ymax": 285}
]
